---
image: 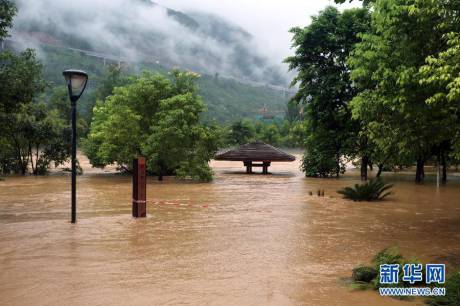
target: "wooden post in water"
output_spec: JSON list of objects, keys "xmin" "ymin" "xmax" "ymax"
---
[
  {"xmin": 262, "ymin": 162, "xmax": 270, "ymax": 174},
  {"xmin": 244, "ymin": 161, "xmax": 253, "ymax": 174},
  {"xmin": 132, "ymin": 157, "xmax": 147, "ymax": 218}
]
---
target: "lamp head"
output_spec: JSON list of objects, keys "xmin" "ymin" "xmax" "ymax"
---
[{"xmin": 63, "ymin": 69, "xmax": 88, "ymax": 101}]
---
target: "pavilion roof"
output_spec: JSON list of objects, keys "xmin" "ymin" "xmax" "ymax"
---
[{"xmin": 214, "ymin": 141, "xmax": 296, "ymax": 162}]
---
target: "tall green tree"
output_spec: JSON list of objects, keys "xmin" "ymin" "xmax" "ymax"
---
[
  {"xmin": 0, "ymin": 2, "xmax": 72, "ymax": 175},
  {"xmin": 0, "ymin": 0, "xmax": 16, "ymax": 39},
  {"xmin": 0, "ymin": 54, "xmax": 72, "ymax": 175},
  {"xmin": 84, "ymin": 70, "xmax": 218, "ymax": 181},
  {"xmin": 228, "ymin": 119, "xmax": 256, "ymax": 145},
  {"xmin": 0, "ymin": 49, "xmax": 45, "ymax": 113},
  {"xmin": 419, "ymin": 0, "xmax": 460, "ymax": 180},
  {"xmin": 348, "ymin": 0, "xmax": 454, "ymax": 183},
  {"xmin": 94, "ymin": 65, "xmax": 130, "ymax": 101},
  {"xmin": 285, "ymin": 6, "xmax": 371, "ymax": 178}
]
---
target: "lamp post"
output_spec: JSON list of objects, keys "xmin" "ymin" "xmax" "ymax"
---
[{"xmin": 63, "ymin": 69, "xmax": 88, "ymax": 224}]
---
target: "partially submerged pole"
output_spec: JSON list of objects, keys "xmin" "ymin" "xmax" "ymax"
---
[{"xmin": 132, "ymin": 157, "xmax": 147, "ymax": 218}]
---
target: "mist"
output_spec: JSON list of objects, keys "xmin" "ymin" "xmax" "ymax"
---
[{"xmin": 11, "ymin": 0, "xmax": 291, "ymax": 85}]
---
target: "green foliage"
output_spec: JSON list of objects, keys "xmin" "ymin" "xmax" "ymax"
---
[
  {"xmin": 1, "ymin": 101, "xmax": 71, "ymax": 175},
  {"xmin": 372, "ymin": 247, "xmax": 404, "ymax": 268},
  {"xmin": 144, "ymin": 91, "xmax": 218, "ymax": 181},
  {"xmin": 228, "ymin": 119, "xmax": 256, "ymax": 145},
  {"xmin": 0, "ymin": 48, "xmax": 71, "ymax": 175},
  {"xmin": 285, "ymin": 6, "xmax": 371, "ymax": 178},
  {"xmin": 94, "ymin": 65, "xmax": 130, "ymax": 102},
  {"xmin": 197, "ymin": 74, "xmax": 289, "ymax": 123},
  {"xmin": 0, "ymin": 49, "xmax": 46, "ymax": 113},
  {"xmin": 370, "ymin": 248, "xmax": 424, "ymax": 294},
  {"xmin": 427, "ymin": 271, "xmax": 460, "ymax": 306},
  {"xmin": 301, "ymin": 142, "xmax": 345, "ymax": 178},
  {"xmin": 36, "ymin": 46, "xmax": 288, "ymax": 124},
  {"xmin": 420, "ymin": 31, "xmax": 460, "ymax": 160},
  {"xmin": 223, "ymin": 119, "xmax": 303, "ymax": 148},
  {"xmin": 352, "ymin": 266, "xmax": 378, "ymax": 283},
  {"xmin": 84, "ymin": 70, "xmax": 218, "ymax": 181},
  {"xmin": 350, "ymin": 247, "xmax": 425, "ymax": 297},
  {"xmin": 348, "ymin": 0, "xmax": 460, "ymax": 182},
  {"xmin": 338, "ymin": 179, "xmax": 393, "ymax": 201},
  {"xmin": 0, "ymin": 0, "xmax": 16, "ymax": 39}
]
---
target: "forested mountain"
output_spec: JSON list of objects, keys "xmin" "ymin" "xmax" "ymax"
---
[
  {"xmin": 11, "ymin": 0, "xmax": 286, "ymax": 86},
  {"xmin": 7, "ymin": 0, "xmax": 290, "ymax": 122}
]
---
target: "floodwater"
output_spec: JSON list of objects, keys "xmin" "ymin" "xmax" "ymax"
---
[{"xmin": 1, "ymin": 154, "xmax": 460, "ymax": 306}]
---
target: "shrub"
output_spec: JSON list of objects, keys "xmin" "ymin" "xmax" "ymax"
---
[
  {"xmin": 372, "ymin": 247, "xmax": 404, "ymax": 268},
  {"xmin": 352, "ymin": 266, "xmax": 378, "ymax": 283},
  {"xmin": 427, "ymin": 271, "xmax": 460, "ymax": 306},
  {"xmin": 338, "ymin": 179, "xmax": 393, "ymax": 201},
  {"xmin": 350, "ymin": 247, "xmax": 416, "ymax": 291}
]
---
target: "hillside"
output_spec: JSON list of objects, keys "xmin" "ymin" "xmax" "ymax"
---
[
  {"xmin": 24, "ymin": 43, "xmax": 288, "ymax": 123},
  {"xmin": 12, "ymin": 0, "xmax": 287, "ymax": 87}
]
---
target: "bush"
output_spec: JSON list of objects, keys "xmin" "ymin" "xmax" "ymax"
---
[
  {"xmin": 427, "ymin": 271, "xmax": 460, "ymax": 306},
  {"xmin": 350, "ymin": 247, "xmax": 417, "ymax": 291},
  {"xmin": 352, "ymin": 266, "xmax": 378, "ymax": 283},
  {"xmin": 372, "ymin": 247, "xmax": 404, "ymax": 268},
  {"xmin": 338, "ymin": 179, "xmax": 393, "ymax": 201}
]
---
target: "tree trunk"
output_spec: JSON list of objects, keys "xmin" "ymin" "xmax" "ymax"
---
[
  {"xmin": 158, "ymin": 167, "xmax": 163, "ymax": 181},
  {"xmin": 377, "ymin": 164, "xmax": 384, "ymax": 178},
  {"xmin": 441, "ymin": 150, "xmax": 447, "ymax": 184},
  {"xmin": 29, "ymin": 143, "xmax": 38, "ymax": 175},
  {"xmin": 336, "ymin": 153, "xmax": 340, "ymax": 178},
  {"xmin": 360, "ymin": 155, "xmax": 368, "ymax": 181},
  {"xmin": 35, "ymin": 145, "xmax": 40, "ymax": 175},
  {"xmin": 12, "ymin": 137, "xmax": 27, "ymax": 175},
  {"xmin": 415, "ymin": 158, "xmax": 424, "ymax": 184}
]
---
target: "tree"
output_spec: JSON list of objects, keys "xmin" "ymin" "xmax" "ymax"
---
[
  {"xmin": 84, "ymin": 70, "xmax": 218, "ymax": 181},
  {"xmin": 10, "ymin": 102, "xmax": 69, "ymax": 175},
  {"xmin": 419, "ymin": 0, "xmax": 460, "ymax": 180},
  {"xmin": 144, "ymin": 93, "xmax": 219, "ymax": 181},
  {"xmin": 0, "ymin": 49, "xmax": 45, "ymax": 113},
  {"xmin": 0, "ymin": 0, "xmax": 16, "ymax": 40},
  {"xmin": 334, "ymin": 0, "xmax": 375, "ymax": 5},
  {"xmin": 285, "ymin": 6, "xmax": 371, "ymax": 178},
  {"xmin": 348, "ymin": 0, "xmax": 454, "ymax": 183},
  {"xmin": 94, "ymin": 65, "xmax": 130, "ymax": 101},
  {"xmin": 0, "ymin": 50, "xmax": 66, "ymax": 175},
  {"xmin": 228, "ymin": 119, "xmax": 256, "ymax": 145}
]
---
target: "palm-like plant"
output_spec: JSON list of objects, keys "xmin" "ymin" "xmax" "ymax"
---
[{"xmin": 338, "ymin": 179, "xmax": 393, "ymax": 201}]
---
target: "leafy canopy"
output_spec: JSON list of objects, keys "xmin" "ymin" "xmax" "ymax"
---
[
  {"xmin": 349, "ymin": 0, "xmax": 455, "ymax": 166},
  {"xmin": 0, "ymin": 0, "xmax": 16, "ymax": 39},
  {"xmin": 84, "ymin": 70, "xmax": 219, "ymax": 181},
  {"xmin": 285, "ymin": 6, "xmax": 371, "ymax": 177}
]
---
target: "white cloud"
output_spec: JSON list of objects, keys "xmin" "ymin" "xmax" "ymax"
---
[
  {"xmin": 158, "ymin": 0, "xmax": 361, "ymax": 61},
  {"xmin": 11, "ymin": 0, "xmax": 360, "ymax": 85}
]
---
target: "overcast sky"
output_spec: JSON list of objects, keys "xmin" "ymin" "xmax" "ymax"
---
[{"xmin": 158, "ymin": 0, "xmax": 360, "ymax": 62}]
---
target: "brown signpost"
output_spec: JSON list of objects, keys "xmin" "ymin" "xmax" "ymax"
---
[{"xmin": 132, "ymin": 157, "xmax": 147, "ymax": 218}]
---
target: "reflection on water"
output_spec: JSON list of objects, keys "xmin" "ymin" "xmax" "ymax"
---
[{"xmin": 1, "ymin": 156, "xmax": 460, "ymax": 305}]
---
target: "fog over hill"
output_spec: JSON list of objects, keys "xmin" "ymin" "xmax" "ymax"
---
[{"xmin": 11, "ymin": 0, "xmax": 287, "ymax": 86}]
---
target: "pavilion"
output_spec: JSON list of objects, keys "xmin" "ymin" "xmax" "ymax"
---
[{"xmin": 214, "ymin": 141, "xmax": 295, "ymax": 174}]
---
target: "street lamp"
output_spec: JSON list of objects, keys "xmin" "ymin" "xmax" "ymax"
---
[{"xmin": 63, "ymin": 69, "xmax": 88, "ymax": 224}]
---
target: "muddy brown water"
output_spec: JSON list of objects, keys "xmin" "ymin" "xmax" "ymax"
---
[{"xmin": 1, "ymin": 154, "xmax": 460, "ymax": 305}]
